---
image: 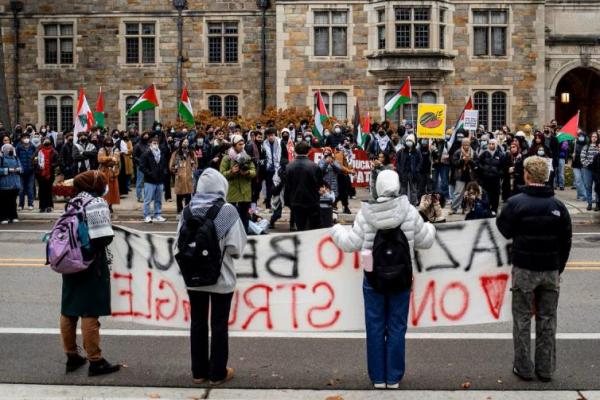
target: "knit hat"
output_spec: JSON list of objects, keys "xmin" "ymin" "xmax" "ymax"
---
[
  {"xmin": 73, "ymin": 170, "xmax": 106, "ymax": 196},
  {"xmin": 231, "ymin": 134, "xmax": 244, "ymax": 145}
]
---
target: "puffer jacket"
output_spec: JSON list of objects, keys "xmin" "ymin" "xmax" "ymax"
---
[
  {"xmin": 477, "ymin": 149, "xmax": 504, "ymax": 181},
  {"xmin": 331, "ymin": 170, "xmax": 435, "ymax": 253},
  {"xmin": 0, "ymin": 155, "xmax": 22, "ymax": 191}
]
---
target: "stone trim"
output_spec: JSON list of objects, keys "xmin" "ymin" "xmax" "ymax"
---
[
  {"xmin": 307, "ymin": 86, "xmax": 354, "ymax": 122},
  {"xmin": 202, "ymin": 16, "xmax": 244, "ymax": 67},
  {"xmin": 202, "ymin": 90, "xmax": 244, "ymax": 117},
  {"xmin": 36, "ymin": 18, "xmax": 79, "ymax": 70},
  {"xmin": 467, "ymin": 86, "xmax": 513, "ymax": 129},
  {"xmin": 466, "ymin": 4, "xmax": 514, "ymax": 62},
  {"xmin": 307, "ymin": 4, "xmax": 355, "ymax": 62},
  {"xmin": 117, "ymin": 17, "xmax": 162, "ymax": 68},
  {"xmin": 118, "ymin": 89, "xmax": 162, "ymax": 131},
  {"xmin": 276, "ymin": 4, "xmax": 291, "ymax": 109},
  {"xmin": 37, "ymin": 90, "xmax": 77, "ymax": 131}
]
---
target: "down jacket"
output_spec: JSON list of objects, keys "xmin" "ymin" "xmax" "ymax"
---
[{"xmin": 331, "ymin": 169, "xmax": 436, "ymax": 253}]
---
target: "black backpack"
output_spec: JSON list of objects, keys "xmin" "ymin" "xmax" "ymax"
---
[
  {"xmin": 367, "ymin": 226, "xmax": 413, "ymax": 294},
  {"xmin": 175, "ymin": 200, "xmax": 225, "ymax": 287}
]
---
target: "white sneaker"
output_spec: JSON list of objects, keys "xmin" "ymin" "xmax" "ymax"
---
[
  {"xmin": 153, "ymin": 216, "xmax": 166, "ymax": 223},
  {"xmin": 373, "ymin": 383, "xmax": 386, "ymax": 389},
  {"xmin": 387, "ymin": 383, "xmax": 400, "ymax": 389},
  {"xmin": 0, "ymin": 220, "xmax": 8, "ymax": 225},
  {"xmin": 27, "ymin": 206, "xmax": 34, "ymax": 211},
  {"xmin": 144, "ymin": 216, "xmax": 153, "ymax": 223},
  {"xmin": 10, "ymin": 219, "xmax": 18, "ymax": 223}
]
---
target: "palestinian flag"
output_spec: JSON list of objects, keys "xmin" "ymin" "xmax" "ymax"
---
[
  {"xmin": 557, "ymin": 111, "xmax": 579, "ymax": 142},
  {"xmin": 384, "ymin": 77, "xmax": 412, "ymax": 117},
  {"xmin": 446, "ymin": 97, "xmax": 473, "ymax": 150},
  {"xmin": 94, "ymin": 87, "xmax": 105, "ymax": 129},
  {"xmin": 178, "ymin": 86, "xmax": 195, "ymax": 127},
  {"xmin": 313, "ymin": 90, "xmax": 328, "ymax": 140},
  {"xmin": 127, "ymin": 84, "xmax": 159, "ymax": 116},
  {"xmin": 74, "ymin": 88, "xmax": 94, "ymax": 135},
  {"xmin": 353, "ymin": 101, "xmax": 368, "ymax": 150}
]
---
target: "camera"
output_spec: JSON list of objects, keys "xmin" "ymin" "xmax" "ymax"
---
[{"xmin": 236, "ymin": 154, "xmax": 252, "ymax": 171}]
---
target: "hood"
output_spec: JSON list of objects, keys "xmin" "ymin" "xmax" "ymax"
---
[
  {"xmin": 281, "ymin": 128, "xmax": 290, "ymax": 135},
  {"xmin": 375, "ymin": 170, "xmax": 400, "ymax": 198},
  {"xmin": 196, "ymin": 168, "xmax": 229, "ymax": 198},
  {"xmin": 361, "ymin": 196, "xmax": 411, "ymax": 230}
]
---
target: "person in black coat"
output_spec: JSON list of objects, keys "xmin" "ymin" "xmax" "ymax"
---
[
  {"xmin": 396, "ymin": 134, "xmax": 422, "ymax": 205},
  {"xmin": 496, "ymin": 155, "xmax": 571, "ymax": 382},
  {"xmin": 60, "ymin": 133, "xmax": 76, "ymax": 180},
  {"xmin": 284, "ymin": 141, "xmax": 323, "ymax": 231},
  {"xmin": 476, "ymin": 139, "xmax": 505, "ymax": 214},
  {"xmin": 139, "ymin": 136, "xmax": 168, "ymax": 223}
]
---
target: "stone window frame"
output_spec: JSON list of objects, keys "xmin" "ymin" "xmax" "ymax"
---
[
  {"xmin": 203, "ymin": 90, "xmax": 244, "ymax": 118},
  {"xmin": 37, "ymin": 90, "xmax": 77, "ymax": 132},
  {"xmin": 368, "ymin": 1, "xmax": 452, "ymax": 54},
  {"xmin": 307, "ymin": 86, "xmax": 355, "ymax": 123},
  {"xmin": 203, "ymin": 16, "xmax": 244, "ymax": 67},
  {"xmin": 36, "ymin": 19, "xmax": 79, "ymax": 70},
  {"xmin": 118, "ymin": 89, "xmax": 162, "ymax": 131},
  {"xmin": 469, "ymin": 87, "xmax": 513, "ymax": 131},
  {"xmin": 379, "ymin": 86, "xmax": 443, "ymax": 127},
  {"xmin": 467, "ymin": 4, "xmax": 514, "ymax": 62},
  {"xmin": 307, "ymin": 5, "xmax": 355, "ymax": 62},
  {"xmin": 117, "ymin": 18, "xmax": 162, "ymax": 68}
]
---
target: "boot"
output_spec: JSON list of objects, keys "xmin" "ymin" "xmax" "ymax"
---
[
  {"xmin": 595, "ymin": 204, "xmax": 600, "ymax": 212},
  {"xmin": 66, "ymin": 353, "xmax": 87, "ymax": 373},
  {"xmin": 343, "ymin": 206, "xmax": 351, "ymax": 215},
  {"xmin": 88, "ymin": 358, "xmax": 121, "ymax": 377}
]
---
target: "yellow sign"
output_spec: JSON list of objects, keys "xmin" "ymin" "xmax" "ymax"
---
[{"xmin": 417, "ymin": 104, "xmax": 446, "ymax": 139}]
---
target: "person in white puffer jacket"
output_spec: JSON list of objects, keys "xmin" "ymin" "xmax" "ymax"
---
[{"xmin": 331, "ymin": 169, "xmax": 435, "ymax": 389}]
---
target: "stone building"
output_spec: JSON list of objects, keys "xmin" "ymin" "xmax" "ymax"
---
[{"xmin": 0, "ymin": 0, "xmax": 599, "ymax": 132}]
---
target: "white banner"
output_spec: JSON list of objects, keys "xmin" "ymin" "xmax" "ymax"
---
[
  {"xmin": 109, "ymin": 219, "xmax": 512, "ymax": 331},
  {"xmin": 463, "ymin": 110, "xmax": 479, "ymax": 131}
]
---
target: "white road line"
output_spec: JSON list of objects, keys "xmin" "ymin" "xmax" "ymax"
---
[{"xmin": 0, "ymin": 327, "xmax": 599, "ymax": 339}]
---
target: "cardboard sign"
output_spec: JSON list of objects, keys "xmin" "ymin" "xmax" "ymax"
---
[
  {"xmin": 463, "ymin": 110, "xmax": 479, "ymax": 131},
  {"xmin": 417, "ymin": 104, "xmax": 447, "ymax": 139}
]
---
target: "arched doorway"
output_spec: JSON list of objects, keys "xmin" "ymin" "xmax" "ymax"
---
[{"xmin": 555, "ymin": 67, "xmax": 600, "ymax": 132}]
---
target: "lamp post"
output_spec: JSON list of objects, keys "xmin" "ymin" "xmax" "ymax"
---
[
  {"xmin": 10, "ymin": 1, "xmax": 23, "ymax": 125},
  {"xmin": 173, "ymin": 0, "xmax": 188, "ymax": 121},
  {"xmin": 257, "ymin": 0, "xmax": 270, "ymax": 113}
]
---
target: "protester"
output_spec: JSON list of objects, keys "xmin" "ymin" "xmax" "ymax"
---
[
  {"xmin": 15, "ymin": 133, "xmax": 36, "ymax": 210},
  {"xmin": 60, "ymin": 133, "xmax": 76, "ymax": 180},
  {"xmin": 572, "ymin": 131, "xmax": 587, "ymax": 201},
  {"xmin": 140, "ymin": 136, "xmax": 167, "ymax": 223},
  {"xmin": 177, "ymin": 168, "xmax": 247, "ymax": 386},
  {"xmin": 331, "ymin": 169, "xmax": 435, "ymax": 389},
  {"xmin": 555, "ymin": 140, "xmax": 569, "ymax": 191},
  {"xmin": 396, "ymin": 134, "xmax": 422, "ymax": 206},
  {"xmin": 319, "ymin": 147, "xmax": 341, "ymax": 203},
  {"xmin": 581, "ymin": 131, "xmax": 599, "ymax": 210},
  {"xmin": 463, "ymin": 181, "xmax": 492, "ymax": 220},
  {"xmin": 496, "ymin": 156, "xmax": 572, "ymax": 383},
  {"xmin": 417, "ymin": 138, "xmax": 433, "ymax": 200},
  {"xmin": 592, "ymin": 149, "xmax": 600, "ymax": 211},
  {"xmin": 132, "ymin": 132, "xmax": 150, "ymax": 202},
  {"xmin": 370, "ymin": 152, "xmax": 394, "ymax": 200},
  {"xmin": 417, "ymin": 192, "xmax": 446, "ymax": 223},
  {"xmin": 450, "ymin": 139, "xmax": 476, "ymax": 214},
  {"xmin": 34, "ymin": 137, "xmax": 59, "ymax": 212},
  {"xmin": 285, "ymin": 141, "xmax": 323, "ymax": 231},
  {"xmin": 263, "ymin": 128, "xmax": 282, "ymax": 210},
  {"xmin": 170, "ymin": 138, "xmax": 197, "ymax": 216},
  {"xmin": 59, "ymin": 170, "xmax": 121, "ymax": 377},
  {"xmin": 73, "ymin": 132, "xmax": 99, "ymax": 175},
  {"xmin": 0, "ymin": 144, "xmax": 22, "ymax": 223},
  {"xmin": 476, "ymin": 138, "xmax": 504, "ymax": 214},
  {"xmin": 97, "ymin": 137, "xmax": 121, "ymax": 211},
  {"xmin": 502, "ymin": 140, "xmax": 525, "ymax": 200},
  {"xmin": 319, "ymin": 183, "xmax": 336, "ymax": 228},
  {"xmin": 116, "ymin": 131, "xmax": 134, "ymax": 197}
]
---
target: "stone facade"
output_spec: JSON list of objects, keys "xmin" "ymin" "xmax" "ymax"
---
[{"xmin": 1, "ymin": 0, "xmax": 600, "ymax": 132}]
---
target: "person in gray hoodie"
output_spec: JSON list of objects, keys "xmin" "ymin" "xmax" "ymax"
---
[{"xmin": 176, "ymin": 168, "xmax": 247, "ymax": 386}]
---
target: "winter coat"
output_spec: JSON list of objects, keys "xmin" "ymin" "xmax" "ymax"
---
[
  {"xmin": 118, "ymin": 139, "xmax": 134, "ymax": 175},
  {"xmin": 572, "ymin": 139, "xmax": 586, "ymax": 169},
  {"xmin": 396, "ymin": 148, "xmax": 422, "ymax": 182},
  {"xmin": 15, "ymin": 143, "xmax": 35, "ymax": 174},
  {"xmin": 140, "ymin": 148, "xmax": 168, "ymax": 185},
  {"xmin": 72, "ymin": 142, "xmax": 98, "ymax": 173},
  {"xmin": 476, "ymin": 149, "xmax": 504, "ymax": 181},
  {"xmin": 581, "ymin": 143, "xmax": 599, "ymax": 169},
  {"xmin": 331, "ymin": 170, "xmax": 435, "ymax": 253},
  {"xmin": 219, "ymin": 153, "xmax": 256, "ymax": 203},
  {"xmin": 60, "ymin": 142, "xmax": 76, "ymax": 179},
  {"xmin": 0, "ymin": 155, "xmax": 22, "ymax": 191},
  {"xmin": 263, "ymin": 138, "xmax": 282, "ymax": 172},
  {"xmin": 334, "ymin": 150, "xmax": 353, "ymax": 176},
  {"xmin": 284, "ymin": 155, "xmax": 323, "ymax": 208},
  {"xmin": 319, "ymin": 159, "xmax": 341, "ymax": 197},
  {"xmin": 169, "ymin": 149, "xmax": 197, "ymax": 195},
  {"xmin": 98, "ymin": 147, "xmax": 121, "ymax": 180},
  {"xmin": 452, "ymin": 148, "xmax": 476, "ymax": 182},
  {"xmin": 496, "ymin": 185, "xmax": 572, "ymax": 273},
  {"xmin": 133, "ymin": 141, "xmax": 149, "ymax": 168}
]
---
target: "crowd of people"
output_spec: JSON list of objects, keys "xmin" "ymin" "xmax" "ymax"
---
[{"xmin": 1, "ymin": 118, "xmax": 599, "ymax": 227}]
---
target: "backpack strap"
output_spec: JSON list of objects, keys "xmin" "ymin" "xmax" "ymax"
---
[{"xmin": 206, "ymin": 199, "xmax": 225, "ymax": 221}]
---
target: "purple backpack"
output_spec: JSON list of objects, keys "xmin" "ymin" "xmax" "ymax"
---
[{"xmin": 46, "ymin": 197, "xmax": 95, "ymax": 274}]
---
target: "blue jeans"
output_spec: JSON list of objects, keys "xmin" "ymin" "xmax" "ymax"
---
[
  {"xmin": 582, "ymin": 168, "xmax": 595, "ymax": 206},
  {"xmin": 363, "ymin": 278, "xmax": 410, "ymax": 385},
  {"xmin": 19, "ymin": 171, "xmax": 35, "ymax": 208},
  {"xmin": 573, "ymin": 168, "xmax": 585, "ymax": 199},
  {"xmin": 136, "ymin": 167, "xmax": 144, "ymax": 200},
  {"xmin": 555, "ymin": 159, "xmax": 565, "ymax": 189},
  {"xmin": 143, "ymin": 183, "xmax": 163, "ymax": 218},
  {"xmin": 432, "ymin": 164, "xmax": 450, "ymax": 199}
]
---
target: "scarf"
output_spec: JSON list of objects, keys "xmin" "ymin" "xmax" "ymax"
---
[
  {"xmin": 376, "ymin": 134, "xmax": 390, "ymax": 152},
  {"xmin": 73, "ymin": 192, "xmax": 113, "ymax": 240},
  {"xmin": 151, "ymin": 147, "xmax": 161, "ymax": 163},
  {"xmin": 38, "ymin": 146, "xmax": 53, "ymax": 179},
  {"xmin": 227, "ymin": 147, "xmax": 248, "ymax": 163}
]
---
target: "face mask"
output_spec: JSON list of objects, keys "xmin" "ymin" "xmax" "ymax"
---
[
  {"xmin": 537, "ymin": 149, "xmax": 545, "ymax": 157},
  {"xmin": 579, "ymin": 137, "xmax": 585, "ymax": 142},
  {"xmin": 296, "ymin": 137, "xmax": 303, "ymax": 143},
  {"xmin": 151, "ymin": 144, "xmax": 159, "ymax": 150},
  {"xmin": 8, "ymin": 150, "xmax": 14, "ymax": 157},
  {"xmin": 80, "ymin": 137, "xmax": 87, "ymax": 143},
  {"xmin": 378, "ymin": 132, "xmax": 385, "ymax": 137},
  {"xmin": 457, "ymin": 134, "xmax": 464, "ymax": 140},
  {"xmin": 156, "ymin": 125, "xmax": 162, "ymax": 131},
  {"xmin": 481, "ymin": 141, "xmax": 488, "ymax": 147},
  {"xmin": 67, "ymin": 138, "xmax": 73, "ymax": 143},
  {"xmin": 334, "ymin": 128, "xmax": 341, "ymax": 134},
  {"xmin": 123, "ymin": 136, "xmax": 129, "ymax": 141},
  {"xmin": 112, "ymin": 135, "xmax": 119, "ymax": 140},
  {"xmin": 406, "ymin": 141, "xmax": 414, "ymax": 148},
  {"xmin": 27, "ymin": 128, "xmax": 33, "ymax": 133},
  {"xmin": 197, "ymin": 138, "xmax": 204, "ymax": 146},
  {"xmin": 170, "ymin": 129, "xmax": 175, "ymax": 134},
  {"xmin": 445, "ymin": 135, "xmax": 451, "ymax": 140},
  {"xmin": 43, "ymin": 142, "xmax": 51, "ymax": 147},
  {"xmin": 421, "ymin": 140, "xmax": 428, "ymax": 146},
  {"xmin": 142, "ymin": 136, "xmax": 149, "ymax": 142},
  {"xmin": 282, "ymin": 135, "xmax": 289, "ymax": 141},
  {"xmin": 324, "ymin": 131, "xmax": 331, "ymax": 137},
  {"xmin": 23, "ymin": 138, "xmax": 30, "ymax": 144}
]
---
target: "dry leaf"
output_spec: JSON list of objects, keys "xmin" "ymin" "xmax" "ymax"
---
[{"xmin": 461, "ymin": 381, "xmax": 471, "ymax": 389}]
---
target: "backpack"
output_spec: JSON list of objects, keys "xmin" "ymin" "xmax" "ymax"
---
[
  {"xmin": 368, "ymin": 226, "xmax": 413, "ymax": 294},
  {"xmin": 46, "ymin": 197, "xmax": 94, "ymax": 274},
  {"xmin": 175, "ymin": 200, "xmax": 225, "ymax": 287}
]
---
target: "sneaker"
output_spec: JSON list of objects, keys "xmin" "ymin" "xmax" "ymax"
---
[
  {"xmin": 144, "ymin": 216, "xmax": 153, "ymax": 223},
  {"xmin": 535, "ymin": 371, "xmax": 552, "ymax": 382},
  {"xmin": 10, "ymin": 219, "xmax": 18, "ymax": 223},
  {"xmin": 559, "ymin": 187, "xmax": 565, "ymax": 191},
  {"xmin": 18, "ymin": 207, "xmax": 23, "ymax": 211},
  {"xmin": 46, "ymin": 207, "xmax": 53, "ymax": 213},
  {"xmin": 373, "ymin": 383, "xmax": 386, "ymax": 389},
  {"xmin": 512, "ymin": 367, "xmax": 533, "ymax": 381},
  {"xmin": 88, "ymin": 358, "xmax": 120, "ymax": 377},
  {"xmin": 0, "ymin": 220, "xmax": 8, "ymax": 225},
  {"xmin": 166, "ymin": 198, "xmax": 173, "ymax": 203},
  {"xmin": 66, "ymin": 353, "xmax": 87, "ymax": 373},
  {"xmin": 210, "ymin": 367, "xmax": 234, "ymax": 386},
  {"xmin": 137, "ymin": 198, "xmax": 143, "ymax": 203},
  {"xmin": 343, "ymin": 207, "xmax": 352, "ymax": 215},
  {"xmin": 27, "ymin": 206, "xmax": 34, "ymax": 211},
  {"xmin": 587, "ymin": 204, "xmax": 593, "ymax": 211},
  {"xmin": 153, "ymin": 216, "xmax": 166, "ymax": 223},
  {"xmin": 387, "ymin": 383, "xmax": 400, "ymax": 389}
]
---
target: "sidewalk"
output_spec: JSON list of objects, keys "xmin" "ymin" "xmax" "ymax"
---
[{"xmin": 15, "ymin": 185, "xmax": 600, "ymax": 225}]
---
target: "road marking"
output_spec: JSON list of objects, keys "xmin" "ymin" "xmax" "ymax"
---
[
  {"xmin": 0, "ymin": 327, "xmax": 599, "ymax": 340},
  {"xmin": 0, "ymin": 258, "xmax": 45, "ymax": 261}
]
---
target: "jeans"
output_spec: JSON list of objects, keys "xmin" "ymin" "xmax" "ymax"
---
[
  {"xmin": 432, "ymin": 164, "xmax": 451, "ymax": 199},
  {"xmin": 143, "ymin": 183, "xmax": 163, "ymax": 218},
  {"xmin": 232, "ymin": 202, "xmax": 251, "ymax": 233},
  {"xmin": 188, "ymin": 290, "xmax": 234, "ymax": 381},
  {"xmin": 19, "ymin": 171, "xmax": 35, "ymax": 208},
  {"xmin": 363, "ymin": 278, "xmax": 410, "ymax": 385},
  {"xmin": 573, "ymin": 168, "xmax": 585, "ymax": 200},
  {"xmin": 400, "ymin": 179, "xmax": 419, "ymax": 206},
  {"xmin": 582, "ymin": 168, "xmax": 595, "ymax": 206},
  {"xmin": 60, "ymin": 315, "xmax": 102, "ymax": 361},
  {"xmin": 135, "ymin": 167, "xmax": 144, "ymax": 200},
  {"xmin": 511, "ymin": 267, "xmax": 560, "ymax": 379},
  {"xmin": 555, "ymin": 159, "xmax": 565, "ymax": 189},
  {"xmin": 451, "ymin": 180, "xmax": 466, "ymax": 212}
]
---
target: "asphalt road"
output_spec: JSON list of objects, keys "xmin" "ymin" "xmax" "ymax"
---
[{"xmin": 1, "ymin": 222, "xmax": 599, "ymax": 390}]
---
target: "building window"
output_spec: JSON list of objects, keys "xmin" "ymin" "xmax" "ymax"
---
[
  {"xmin": 43, "ymin": 95, "xmax": 74, "ymax": 132},
  {"xmin": 314, "ymin": 10, "xmax": 348, "ymax": 57},
  {"xmin": 395, "ymin": 7, "xmax": 430, "ymax": 49},
  {"xmin": 473, "ymin": 10, "xmax": 507, "ymax": 57},
  {"xmin": 60, "ymin": 97, "xmax": 73, "ymax": 133},
  {"xmin": 403, "ymin": 92, "xmax": 419, "ymax": 127},
  {"xmin": 314, "ymin": 91, "xmax": 348, "ymax": 121},
  {"xmin": 208, "ymin": 22, "xmax": 239, "ymax": 64},
  {"xmin": 384, "ymin": 90, "xmax": 437, "ymax": 127},
  {"xmin": 44, "ymin": 97, "xmax": 58, "ymax": 132},
  {"xmin": 125, "ymin": 95, "xmax": 155, "ymax": 131},
  {"xmin": 208, "ymin": 95, "xmax": 239, "ymax": 117},
  {"xmin": 439, "ymin": 8, "xmax": 446, "ymax": 50},
  {"xmin": 125, "ymin": 22, "xmax": 156, "ymax": 64},
  {"xmin": 421, "ymin": 91, "xmax": 437, "ymax": 104},
  {"xmin": 43, "ymin": 23, "xmax": 74, "ymax": 65},
  {"xmin": 377, "ymin": 9, "xmax": 386, "ymax": 50},
  {"xmin": 473, "ymin": 90, "xmax": 507, "ymax": 131}
]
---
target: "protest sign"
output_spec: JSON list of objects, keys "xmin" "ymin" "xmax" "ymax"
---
[
  {"xmin": 310, "ymin": 149, "xmax": 371, "ymax": 188},
  {"xmin": 463, "ymin": 110, "xmax": 479, "ymax": 131},
  {"xmin": 109, "ymin": 219, "xmax": 512, "ymax": 331},
  {"xmin": 417, "ymin": 104, "xmax": 447, "ymax": 139}
]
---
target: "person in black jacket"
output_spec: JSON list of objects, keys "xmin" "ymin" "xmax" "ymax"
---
[
  {"xmin": 496, "ymin": 155, "xmax": 572, "ymax": 383},
  {"xmin": 284, "ymin": 141, "xmax": 323, "ymax": 231},
  {"xmin": 396, "ymin": 134, "xmax": 422, "ymax": 205},
  {"xmin": 60, "ymin": 133, "xmax": 76, "ymax": 180},
  {"xmin": 139, "ymin": 136, "xmax": 168, "ymax": 223},
  {"xmin": 476, "ymin": 138, "xmax": 505, "ymax": 214},
  {"xmin": 132, "ymin": 132, "xmax": 150, "ymax": 202}
]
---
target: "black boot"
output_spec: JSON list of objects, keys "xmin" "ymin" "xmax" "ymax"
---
[
  {"xmin": 66, "ymin": 353, "xmax": 87, "ymax": 373},
  {"xmin": 88, "ymin": 358, "xmax": 121, "ymax": 377},
  {"xmin": 343, "ymin": 206, "xmax": 351, "ymax": 215},
  {"xmin": 595, "ymin": 204, "xmax": 600, "ymax": 212}
]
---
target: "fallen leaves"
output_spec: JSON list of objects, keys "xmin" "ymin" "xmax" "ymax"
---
[{"xmin": 461, "ymin": 381, "xmax": 471, "ymax": 389}]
